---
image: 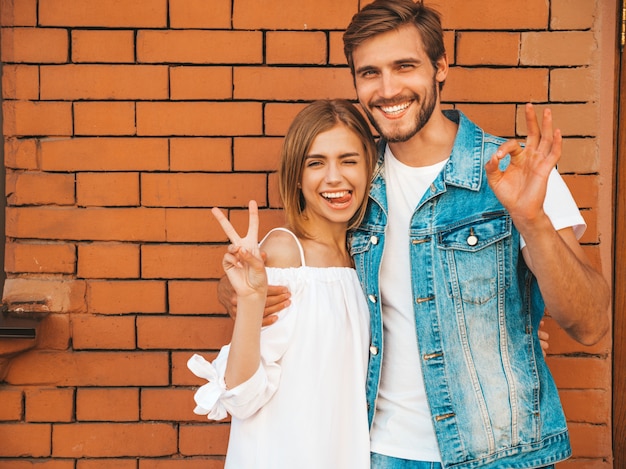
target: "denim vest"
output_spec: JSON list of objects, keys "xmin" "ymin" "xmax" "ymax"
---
[{"xmin": 349, "ymin": 111, "xmax": 571, "ymax": 469}]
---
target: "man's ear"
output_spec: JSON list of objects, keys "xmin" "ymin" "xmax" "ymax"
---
[{"xmin": 435, "ymin": 53, "xmax": 449, "ymax": 84}]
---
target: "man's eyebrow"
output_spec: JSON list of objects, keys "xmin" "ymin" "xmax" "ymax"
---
[
  {"xmin": 355, "ymin": 64, "xmax": 378, "ymax": 75},
  {"xmin": 355, "ymin": 58, "xmax": 421, "ymax": 75},
  {"xmin": 393, "ymin": 57, "xmax": 421, "ymax": 65}
]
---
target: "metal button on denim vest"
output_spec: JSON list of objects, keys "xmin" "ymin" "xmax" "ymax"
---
[{"xmin": 350, "ymin": 111, "xmax": 572, "ymax": 469}]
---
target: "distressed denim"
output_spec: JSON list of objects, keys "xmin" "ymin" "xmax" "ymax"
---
[
  {"xmin": 371, "ymin": 454, "xmax": 554, "ymax": 469},
  {"xmin": 350, "ymin": 111, "xmax": 571, "ymax": 469},
  {"xmin": 371, "ymin": 453, "xmax": 443, "ymax": 469}
]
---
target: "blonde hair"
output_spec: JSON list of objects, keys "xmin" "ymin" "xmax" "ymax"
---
[{"xmin": 279, "ymin": 100, "xmax": 377, "ymax": 238}]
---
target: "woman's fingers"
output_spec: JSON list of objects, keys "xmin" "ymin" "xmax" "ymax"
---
[
  {"xmin": 211, "ymin": 207, "xmax": 242, "ymax": 245},
  {"xmin": 212, "ymin": 201, "xmax": 260, "ymax": 249},
  {"xmin": 222, "ymin": 252, "xmax": 242, "ymax": 270},
  {"xmin": 246, "ymin": 200, "xmax": 259, "ymax": 245}
]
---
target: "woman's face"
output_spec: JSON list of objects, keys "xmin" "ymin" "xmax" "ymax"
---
[{"xmin": 299, "ymin": 124, "xmax": 369, "ymax": 229}]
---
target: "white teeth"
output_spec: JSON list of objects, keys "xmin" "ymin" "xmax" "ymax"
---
[
  {"xmin": 380, "ymin": 102, "xmax": 410, "ymax": 114},
  {"xmin": 321, "ymin": 191, "xmax": 349, "ymax": 199}
]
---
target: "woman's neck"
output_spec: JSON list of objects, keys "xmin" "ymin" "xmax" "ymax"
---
[{"xmin": 297, "ymin": 220, "xmax": 352, "ymax": 268}]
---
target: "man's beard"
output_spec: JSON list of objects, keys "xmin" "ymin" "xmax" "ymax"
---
[{"xmin": 363, "ymin": 79, "xmax": 438, "ymax": 143}]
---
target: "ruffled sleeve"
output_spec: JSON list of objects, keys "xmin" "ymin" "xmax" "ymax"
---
[{"xmin": 187, "ymin": 349, "xmax": 277, "ymax": 420}]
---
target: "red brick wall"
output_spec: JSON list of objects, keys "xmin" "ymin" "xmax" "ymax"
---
[{"xmin": 0, "ymin": 0, "xmax": 615, "ymax": 467}]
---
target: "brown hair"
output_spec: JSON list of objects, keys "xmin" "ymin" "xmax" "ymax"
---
[
  {"xmin": 343, "ymin": 0, "xmax": 445, "ymax": 88},
  {"xmin": 279, "ymin": 100, "xmax": 377, "ymax": 238}
]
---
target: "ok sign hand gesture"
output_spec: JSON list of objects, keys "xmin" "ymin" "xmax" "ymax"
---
[{"xmin": 485, "ymin": 103, "xmax": 560, "ymax": 233}]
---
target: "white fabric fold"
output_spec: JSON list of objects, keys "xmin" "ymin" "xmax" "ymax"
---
[{"xmin": 187, "ymin": 352, "xmax": 230, "ymax": 420}]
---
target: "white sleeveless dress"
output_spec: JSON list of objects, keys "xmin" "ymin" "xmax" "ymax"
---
[{"xmin": 188, "ymin": 228, "xmax": 371, "ymax": 469}]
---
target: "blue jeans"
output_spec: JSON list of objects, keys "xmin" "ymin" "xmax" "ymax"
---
[
  {"xmin": 370, "ymin": 453, "xmax": 442, "ymax": 469},
  {"xmin": 370, "ymin": 453, "xmax": 555, "ymax": 469}
]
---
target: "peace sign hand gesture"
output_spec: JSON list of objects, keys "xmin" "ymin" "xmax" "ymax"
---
[{"xmin": 212, "ymin": 200, "xmax": 268, "ymax": 300}]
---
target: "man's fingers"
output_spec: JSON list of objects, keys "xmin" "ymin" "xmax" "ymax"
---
[
  {"xmin": 261, "ymin": 314, "xmax": 279, "ymax": 327},
  {"xmin": 496, "ymin": 139, "xmax": 524, "ymax": 158},
  {"xmin": 264, "ymin": 299, "xmax": 291, "ymax": 316},
  {"xmin": 525, "ymin": 104, "xmax": 559, "ymax": 162},
  {"xmin": 524, "ymin": 102, "xmax": 541, "ymax": 151},
  {"xmin": 266, "ymin": 286, "xmax": 290, "ymax": 301},
  {"xmin": 265, "ymin": 292, "xmax": 291, "ymax": 309},
  {"xmin": 536, "ymin": 107, "xmax": 554, "ymax": 157},
  {"xmin": 486, "ymin": 139, "xmax": 523, "ymax": 179},
  {"xmin": 264, "ymin": 285, "xmax": 291, "ymax": 315},
  {"xmin": 217, "ymin": 275, "xmax": 238, "ymax": 319},
  {"xmin": 538, "ymin": 320, "xmax": 549, "ymax": 358},
  {"xmin": 546, "ymin": 128, "xmax": 562, "ymax": 168},
  {"xmin": 266, "ymin": 285, "xmax": 290, "ymax": 298}
]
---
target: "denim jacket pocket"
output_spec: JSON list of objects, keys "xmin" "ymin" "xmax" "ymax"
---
[
  {"xmin": 437, "ymin": 212, "xmax": 512, "ymax": 305},
  {"xmin": 349, "ymin": 229, "xmax": 382, "ymax": 257}
]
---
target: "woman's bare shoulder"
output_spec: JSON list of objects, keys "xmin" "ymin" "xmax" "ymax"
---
[{"xmin": 260, "ymin": 229, "xmax": 303, "ymax": 268}]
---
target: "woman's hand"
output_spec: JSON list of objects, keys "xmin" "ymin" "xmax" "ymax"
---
[{"xmin": 212, "ymin": 201, "xmax": 268, "ymax": 299}]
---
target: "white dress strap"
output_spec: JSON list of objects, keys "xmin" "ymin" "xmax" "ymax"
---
[{"xmin": 259, "ymin": 227, "xmax": 306, "ymax": 267}]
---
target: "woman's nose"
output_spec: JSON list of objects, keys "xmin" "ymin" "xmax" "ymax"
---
[{"xmin": 324, "ymin": 163, "xmax": 341, "ymax": 183}]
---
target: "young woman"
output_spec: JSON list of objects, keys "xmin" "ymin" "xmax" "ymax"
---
[{"xmin": 187, "ymin": 99, "xmax": 377, "ymax": 468}]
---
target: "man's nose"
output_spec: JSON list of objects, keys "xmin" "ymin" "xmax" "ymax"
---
[{"xmin": 379, "ymin": 71, "xmax": 402, "ymax": 99}]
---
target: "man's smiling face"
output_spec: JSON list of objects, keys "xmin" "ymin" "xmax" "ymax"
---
[{"xmin": 352, "ymin": 24, "xmax": 447, "ymax": 143}]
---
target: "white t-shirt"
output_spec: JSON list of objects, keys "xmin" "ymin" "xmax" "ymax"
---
[{"xmin": 369, "ymin": 146, "xmax": 585, "ymax": 461}]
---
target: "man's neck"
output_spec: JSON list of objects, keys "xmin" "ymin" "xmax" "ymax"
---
[{"xmin": 387, "ymin": 109, "xmax": 458, "ymax": 168}]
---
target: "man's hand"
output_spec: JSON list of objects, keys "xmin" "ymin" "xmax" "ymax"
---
[
  {"xmin": 538, "ymin": 320, "xmax": 549, "ymax": 358},
  {"xmin": 218, "ymin": 275, "xmax": 291, "ymax": 326},
  {"xmin": 485, "ymin": 103, "xmax": 559, "ymax": 233}
]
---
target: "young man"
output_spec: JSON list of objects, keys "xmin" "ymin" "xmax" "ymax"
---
[
  {"xmin": 219, "ymin": 1, "xmax": 610, "ymax": 467},
  {"xmin": 342, "ymin": 1, "xmax": 609, "ymax": 468}
]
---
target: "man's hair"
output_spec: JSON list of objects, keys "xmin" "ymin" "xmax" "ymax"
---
[
  {"xmin": 343, "ymin": 0, "xmax": 445, "ymax": 81},
  {"xmin": 279, "ymin": 100, "xmax": 377, "ymax": 239}
]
